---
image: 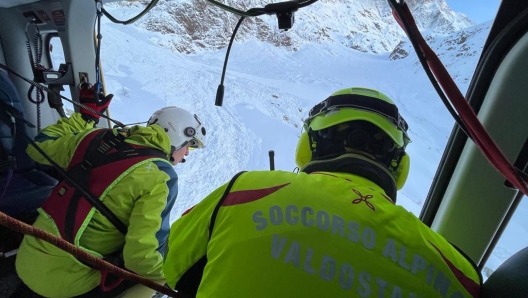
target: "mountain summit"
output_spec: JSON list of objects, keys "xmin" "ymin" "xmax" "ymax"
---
[{"xmin": 112, "ymin": 0, "xmax": 474, "ymax": 54}]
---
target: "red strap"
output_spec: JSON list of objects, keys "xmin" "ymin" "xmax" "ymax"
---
[
  {"xmin": 392, "ymin": 2, "xmax": 528, "ymax": 196},
  {"xmin": 99, "ymin": 269, "xmax": 125, "ymax": 292}
]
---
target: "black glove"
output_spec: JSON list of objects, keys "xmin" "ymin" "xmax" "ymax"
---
[{"xmin": 79, "ymin": 84, "xmax": 113, "ymax": 124}]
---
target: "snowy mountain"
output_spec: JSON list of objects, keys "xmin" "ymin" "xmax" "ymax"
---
[
  {"xmin": 108, "ymin": 0, "xmax": 474, "ymax": 54},
  {"xmin": 390, "ymin": 20, "xmax": 493, "ymax": 84}
]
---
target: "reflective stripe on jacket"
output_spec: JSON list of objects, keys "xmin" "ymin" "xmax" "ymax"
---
[
  {"xmin": 16, "ymin": 113, "xmax": 177, "ymax": 297},
  {"xmin": 164, "ymin": 170, "xmax": 481, "ymax": 298}
]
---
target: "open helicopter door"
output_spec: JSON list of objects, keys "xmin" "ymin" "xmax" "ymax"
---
[{"xmin": 416, "ymin": 0, "xmax": 528, "ymax": 296}]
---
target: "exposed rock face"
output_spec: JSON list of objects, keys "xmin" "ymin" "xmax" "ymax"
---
[
  {"xmin": 108, "ymin": 0, "xmax": 474, "ymax": 54},
  {"xmin": 389, "ymin": 21, "xmax": 492, "ymax": 86},
  {"xmin": 389, "ymin": 21, "xmax": 491, "ymax": 61}
]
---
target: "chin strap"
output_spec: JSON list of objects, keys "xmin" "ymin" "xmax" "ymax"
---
[{"xmin": 301, "ymin": 154, "xmax": 397, "ymax": 202}]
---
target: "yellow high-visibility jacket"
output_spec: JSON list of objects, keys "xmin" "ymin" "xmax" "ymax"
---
[
  {"xmin": 16, "ymin": 113, "xmax": 177, "ymax": 297},
  {"xmin": 164, "ymin": 170, "xmax": 481, "ymax": 298}
]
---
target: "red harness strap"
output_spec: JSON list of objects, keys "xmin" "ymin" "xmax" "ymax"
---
[
  {"xmin": 41, "ymin": 129, "xmax": 167, "ymax": 243},
  {"xmin": 390, "ymin": 0, "xmax": 528, "ymax": 195}
]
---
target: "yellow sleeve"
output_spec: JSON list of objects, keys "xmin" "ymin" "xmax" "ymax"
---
[
  {"xmin": 26, "ymin": 113, "xmax": 96, "ymax": 168},
  {"xmin": 123, "ymin": 160, "xmax": 178, "ymax": 279},
  {"xmin": 163, "ymin": 182, "xmax": 230, "ymax": 289}
]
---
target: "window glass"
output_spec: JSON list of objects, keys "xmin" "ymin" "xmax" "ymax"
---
[
  {"xmin": 482, "ymin": 196, "xmax": 528, "ymax": 280},
  {"xmin": 396, "ymin": 15, "xmax": 496, "ymax": 217},
  {"xmin": 96, "ymin": 2, "xmax": 502, "ymax": 221}
]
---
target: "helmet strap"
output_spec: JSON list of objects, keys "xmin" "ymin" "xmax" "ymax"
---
[{"xmin": 169, "ymin": 146, "xmax": 176, "ymax": 163}]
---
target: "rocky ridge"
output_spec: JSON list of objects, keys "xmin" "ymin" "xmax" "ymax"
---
[{"xmin": 108, "ymin": 0, "xmax": 474, "ymax": 54}]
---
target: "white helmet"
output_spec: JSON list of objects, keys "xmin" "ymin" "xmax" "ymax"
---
[{"xmin": 147, "ymin": 106, "xmax": 206, "ymax": 150}]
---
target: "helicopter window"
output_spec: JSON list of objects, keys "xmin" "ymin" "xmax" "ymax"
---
[
  {"xmin": 48, "ymin": 36, "xmax": 73, "ymax": 115},
  {"xmin": 481, "ymin": 196, "xmax": 528, "ymax": 281}
]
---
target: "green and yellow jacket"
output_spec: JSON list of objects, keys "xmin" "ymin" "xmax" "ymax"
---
[
  {"xmin": 16, "ymin": 113, "xmax": 177, "ymax": 297},
  {"xmin": 164, "ymin": 170, "xmax": 481, "ymax": 298}
]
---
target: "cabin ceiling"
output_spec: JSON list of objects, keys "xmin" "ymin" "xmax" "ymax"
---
[{"xmin": 0, "ymin": 0, "xmax": 42, "ymax": 8}]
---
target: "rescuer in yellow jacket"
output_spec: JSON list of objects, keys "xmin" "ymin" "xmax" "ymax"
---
[
  {"xmin": 163, "ymin": 87, "xmax": 482, "ymax": 298},
  {"xmin": 14, "ymin": 85, "xmax": 207, "ymax": 298}
]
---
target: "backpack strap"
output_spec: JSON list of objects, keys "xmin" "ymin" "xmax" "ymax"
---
[
  {"xmin": 208, "ymin": 171, "xmax": 246, "ymax": 238},
  {"xmin": 175, "ymin": 171, "xmax": 247, "ymax": 297}
]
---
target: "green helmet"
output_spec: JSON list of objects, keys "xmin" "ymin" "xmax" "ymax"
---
[
  {"xmin": 295, "ymin": 87, "xmax": 411, "ymax": 192},
  {"xmin": 306, "ymin": 87, "xmax": 410, "ymax": 148}
]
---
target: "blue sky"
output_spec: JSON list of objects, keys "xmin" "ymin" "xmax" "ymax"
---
[{"xmin": 445, "ymin": 0, "xmax": 502, "ymax": 24}]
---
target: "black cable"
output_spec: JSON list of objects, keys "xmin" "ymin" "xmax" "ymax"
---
[
  {"xmin": 25, "ymin": 135, "xmax": 128, "ymax": 234},
  {"xmin": 0, "ymin": 103, "xmax": 128, "ymax": 234},
  {"xmin": 203, "ymin": 0, "xmax": 318, "ymax": 18},
  {"xmin": 215, "ymin": 16, "xmax": 246, "ymax": 106},
  {"xmin": 24, "ymin": 28, "xmax": 34, "ymax": 69},
  {"xmin": 102, "ymin": 0, "xmax": 160, "ymax": 25},
  {"xmin": 122, "ymin": 121, "xmax": 148, "ymax": 127},
  {"xmin": 0, "ymin": 63, "xmax": 126, "ymax": 128},
  {"xmin": 203, "ymin": 0, "xmax": 265, "ymax": 17},
  {"xmin": 24, "ymin": 22, "xmax": 45, "ymax": 131},
  {"xmin": 94, "ymin": 1, "xmax": 104, "ymax": 97},
  {"xmin": 47, "ymin": 84, "xmax": 67, "ymax": 118},
  {"xmin": 208, "ymin": 0, "xmax": 318, "ymax": 106},
  {"xmin": 388, "ymin": 0, "xmax": 472, "ymax": 139},
  {"xmin": 35, "ymin": 27, "xmax": 43, "ymax": 65},
  {"xmin": 298, "ymin": 0, "xmax": 319, "ymax": 8}
]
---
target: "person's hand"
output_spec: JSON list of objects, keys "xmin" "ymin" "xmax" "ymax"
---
[{"xmin": 79, "ymin": 84, "xmax": 113, "ymax": 124}]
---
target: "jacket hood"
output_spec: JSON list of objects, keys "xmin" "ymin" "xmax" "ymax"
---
[{"xmin": 124, "ymin": 124, "xmax": 172, "ymax": 156}]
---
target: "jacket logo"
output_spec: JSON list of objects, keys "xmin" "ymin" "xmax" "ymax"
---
[
  {"xmin": 145, "ymin": 164, "xmax": 154, "ymax": 172},
  {"xmin": 351, "ymin": 189, "xmax": 375, "ymax": 211}
]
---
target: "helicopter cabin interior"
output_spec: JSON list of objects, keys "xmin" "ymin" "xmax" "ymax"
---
[{"xmin": 0, "ymin": 0, "xmax": 528, "ymax": 297}]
